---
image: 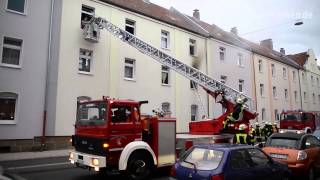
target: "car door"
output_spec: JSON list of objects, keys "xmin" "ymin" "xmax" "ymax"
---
[
  {"xmin": 304, "ymin": 136, "xmax": 320, "ymax": 170},
  {"xmin": 225, "ymin": 149, "xmax": 256, "ymax": 180},
  {"xmin": 247, "ymin": 148, "xmax": 282, "ymax": 180}
]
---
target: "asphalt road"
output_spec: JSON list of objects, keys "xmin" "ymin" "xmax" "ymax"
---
[{"xmin": 0, "ymin": 157, "xmax": 171, "ymax": 180}]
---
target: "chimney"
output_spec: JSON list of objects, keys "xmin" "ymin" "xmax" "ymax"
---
[
  {"xmin": 193, "ymin": 9, "xmax": 200, "ymax": 20},
  {"xmin": 280, "ymin": 48, "xmax": 285, "ymax": 54},
  {"xmin": 260, "ymin": 39, "xmax": 273, "ymax": 50},
  {"xmin": 230, "ymin": 27, "xmax": 238, "ymax": 35}
]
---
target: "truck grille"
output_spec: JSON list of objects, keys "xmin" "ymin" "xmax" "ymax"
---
[{"xmin": 73, "ymin": 135, "xmax": 107, "ymax": 156}]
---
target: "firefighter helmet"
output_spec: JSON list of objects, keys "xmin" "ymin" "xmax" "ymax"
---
[
  {"xmin": 239, "ymin": 124, "xmax": 247, "ymax": 131},
  {"xmin": 236, "ymin": 97, "xmax": 244, "ymax": 104}
]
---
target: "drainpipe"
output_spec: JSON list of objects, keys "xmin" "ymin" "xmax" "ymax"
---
[
  {"xmin": 205, "ymin": 38, "xmax": 209, "ymax": 117},
  {"xmin": 41, "ymin": 0, "xmax": 54, "ymax": 150},
  {"xmin": 298, "ymin": 69, "xmax": 303, "ymax": 110}
]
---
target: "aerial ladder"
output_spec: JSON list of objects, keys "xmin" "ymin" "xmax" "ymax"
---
[{"xmin": 83, "ymin": 17, "xmax": 257, "ymax": 135}]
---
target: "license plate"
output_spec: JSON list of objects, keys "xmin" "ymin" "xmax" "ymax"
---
[{"xmin": 270, "ymin": 153, "xmax": 288, "ymax": 159}]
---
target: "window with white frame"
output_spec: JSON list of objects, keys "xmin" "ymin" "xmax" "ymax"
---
[
  {"xmin": 283, "ymin": 68, "xmax": 287, "ymax": 79},
  {"xmin": 274, "ymin": 109, "xmax": 279, "ymax": 121},
  {"xmin": 258, "ymin": 59, "xmax": 263, "ymax": 72},
  {"xmin": 161, "ymin": 65, "xmax": 170, "ymax": 85},
  {"xmin": 161, "ymin": 102, "xmax": 170, "ymax": 114},
  {"xmin": 271, "ymin": 64, "xmax": 275, "ymax": 77},
  {"xmin": 238, "ymin": 53, "xmax": 243, "ymax": 67},
  {"xmin": 220, "ymin": 75, "xmax": 227, "ymax": 84},
  {"xmin": 261, "ymin": 108, "xmax": 265, "ymax": 121},
  {"xmin": 284, "ymin": 89, "xmax": 288, "ymax": 100},
  {"xmin": 304, "ymin": 91, "xmax": 307, "ymax": 102},
  {"xmin": 125, "ymin": 19, "xmax": 135, "ymax": 35},
  {"xmin": 0, "ymin": 92, "xmax": 18, "ymax": 123},
  {"xmin": 6, "ymin": 0, "xmax": 26, "ymax": 14},
  {"xmin": 81, "ymin": 5, "xmax": 95, "ymax": 28},
  {"xmin": 191, "ymin": 104, "xmax": 198, "ymax": 121},
  {"xmin": 311, "ymin": 75, "xmax": 314, "ymax": 86},
  {"xmin": 273, "ymin": 86, "xmax": 277, "ymax": 98},
  {"xmin": 190, "ymin": 80, "xmax": 198, "ymax": 89},
  {"xmin": 189, "ymin": 39, "xmax": 196, "ymax": 56},
  {"xmin": 1, "ymin": 36, "xmax": 23, "ymax": 67},
  {"xmin": 294, "ymin": 91, "xmax": 298, "ymax": 102},
  {"xmin": 293, "ymin": 71, "xmax": 296, "ymax": 82},
  {"xmin": 302, "ymin": 72, "xmax": 306, "ymax": 83},
  {"xmin": 260, "ymin": 84, "xmax": 264, "ymax": 96},
  {"xmin": 161, "ymin": 30, "xmax": 169, "ymax": 49},
  {"xmin": 239, "ymin": 79, "xmax": 244, "ymax": 92},
  {"xmin": 124, "ymin": 58, "xmax": 135, "ymax": 80},
  {"xmin": 219, "ymin": 47, "xmax": 225, "ymax": 61},
  {"xmin": 79, "ymin": 49, "xmax": 92, "ymax": 73},
  {"xmin": 317, "ymin": 77, "xmax": 319, "ymax": 87},
  {"xmin": 313, "ymin": 93, "xmax": 315, "ymax": 104}
]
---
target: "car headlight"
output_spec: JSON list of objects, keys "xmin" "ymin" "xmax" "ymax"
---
[
  {"xmin": 69, "ymin": 152, "xmax": 74, "ymax": 160},
  {"xmin": 92, "ymin": 158, "xmax": 99, "ymax": 166},
  {"xmin": 297, "ymin": 151, "xmax": 307, "ymax": 161}
]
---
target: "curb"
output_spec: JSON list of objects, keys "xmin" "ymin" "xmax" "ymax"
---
[{"xmin": 0, "ymin": 149, "xmax": 72, "ymax": 162}]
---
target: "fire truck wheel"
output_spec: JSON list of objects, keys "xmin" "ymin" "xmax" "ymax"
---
[{"xmin": 126, "ymin": 152, "xmax": 151, "ymax": 180}]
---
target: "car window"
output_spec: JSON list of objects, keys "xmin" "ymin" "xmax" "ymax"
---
[
  {"xmin": 305, "ymin": 136, "xmax": 320, "ymax": 149},
  {"xmin": 182, "ymin": 148, "xmax": 224, "ymax": 171},
  {"xmin": 229, "ymin": 149, "xmax": 253, "ymax": 169},
  {"xmin": 267, "ymin": 138, "xmax": 299, "ymax": 149},
  {"xmin": 247, "ymin": 148, "xmax": 269, "ymax": 166}
]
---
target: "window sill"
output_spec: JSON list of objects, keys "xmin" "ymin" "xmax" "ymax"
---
[
  {"xmin": 78, "ymin": 71, "xmax": 93, "ymax": 76},
  {"xmin": 161, "ymin": 83, "xmax": 171, "ymax": 87},
  {"xmin": 190, "ymin": 54, "xmax": 198, "ymax": 58},
  {"xmin": 161, "ymin": 47, "xmax": 170, "ymax": 51},
  {"xmin": 0, "ymin": 120, "xmax": 17, "ymax": 125},
  {"xmin": 0, "ymin": 63, "xmax": 22, "ymax": 69},
  {"xmin": 6, "ymin": 9, "xmax": 27, "ymax": 16},
  {"xmin": 124, "ymin": 78, "xmax": 136, "ymax": 82}
]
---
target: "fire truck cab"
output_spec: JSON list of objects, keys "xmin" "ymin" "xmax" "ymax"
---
[
  {"xmin": 69, "ymin": 97, "xmax": 176, "ymax": 179},
  {"xmin": 280, "ymin": 110, "xmax": 320, "ymax": 133}
]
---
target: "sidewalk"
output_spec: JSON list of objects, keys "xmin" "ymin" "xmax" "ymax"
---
[{"xmin": 0, "ymin": 149, "xmax": 72, "ymax": 162}]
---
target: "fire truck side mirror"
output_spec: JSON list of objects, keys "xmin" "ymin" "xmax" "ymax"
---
[{"xmin": 139, "ymin": 101, "xmax": 149, "ymax": 106}]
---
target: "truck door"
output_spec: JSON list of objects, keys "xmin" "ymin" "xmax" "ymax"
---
[{"xmin": 109, "ymin": 103, "xmax": 140, "ymax": 151}]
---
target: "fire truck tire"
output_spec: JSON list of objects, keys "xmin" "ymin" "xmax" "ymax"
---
[{"xmin": 126, "ymin": 152, "xmax": 152, "ymax": 180}]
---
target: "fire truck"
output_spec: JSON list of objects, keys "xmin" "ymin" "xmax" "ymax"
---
[
  {"xmin": 69, "ymin": 16, "xmax": 257, "ymax": 179},
  {"xmin": 280, "ymin": 110, "xmax": 320, "ymax": 133}
]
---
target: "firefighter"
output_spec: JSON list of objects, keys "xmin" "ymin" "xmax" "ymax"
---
[
  {"xmin": 262, "ymin": 122, "xmax": 273, "ymax": 141},
  {"xmin": 222, "ymin": 96, "xmax": 246, "ymax": 132},
  {"xmin": 272, "ymin": 122, "xmax": 279, "ymax": 133},
  {"xmin": 233, "ymin": 124, "xmax": 252, "ymax": 145}
]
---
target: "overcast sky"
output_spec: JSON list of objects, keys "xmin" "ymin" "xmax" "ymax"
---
[{"xmin": 151, "ymin": 0, "xmax": 320, "ymax": 64}]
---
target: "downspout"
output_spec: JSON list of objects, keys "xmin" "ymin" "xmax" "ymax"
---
[
  {"xmin": 205, "ymin": 37, "xmax": 209, "ymax": 117},
  {"xmin": 298, "ymin": 69, "xmax": 303, "ymax": 110},
  {"xmin": 251, "ymin": 52, "xmax": 258, "ymax": 121},
  {"xmin": 41, "ymin": 0, "xmax": 54, "ymax": 149}
]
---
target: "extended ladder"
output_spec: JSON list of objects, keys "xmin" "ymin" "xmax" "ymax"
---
[{"xmin": 83, "ymin": 17, "xmax": 255, "ymax": 112}]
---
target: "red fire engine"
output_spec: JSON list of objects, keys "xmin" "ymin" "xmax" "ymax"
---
[
  {"xmin": 68, "ymin": 16, "xmax": 257, "ymax": 179},
  {"xmin": 280, "ymin": 110, "xmax": 320, "ymax": 133}
]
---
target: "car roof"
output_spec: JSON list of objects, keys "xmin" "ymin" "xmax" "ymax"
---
[
  {"xmin": 270, "ymin": 132, "xmax": 305, "ymax": 139},
  {"xmin": 193, "ymin": 143, "xmax": 252, "ymax": 151}
]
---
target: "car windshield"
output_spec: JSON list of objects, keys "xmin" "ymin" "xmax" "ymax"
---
[
  {"xmin": 77, "ymin": 102, "xmax": 106, "ymax": 126},
  {"xmin": 313, "ymin": 130, "xmax": 320, "ymax": 137},
  {"xmin": 267, "ymin": 138, "xmax": 299, "ymax": 149},
  {"xmin": 281, "ymin": 113, "xmax": 302, "ymax": 121},
  {"xmin": 181, "ymin": 148, "xmax": 224, "ymax": 171}
]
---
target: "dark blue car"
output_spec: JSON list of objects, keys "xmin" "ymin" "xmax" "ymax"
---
[{"xmin": 171, "ymin": 144, "xmax": 291, "ymax": 180}]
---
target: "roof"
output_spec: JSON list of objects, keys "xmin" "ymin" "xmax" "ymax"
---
[
  {"xmin": 270, "ymin": 132, "xmax": 305, "ymax": 139},
  {"xmin": 287, "ymin": 52, "xmax": 309, "ymax": 68},
  {"xmin": 99, "ymin": 0, "xmax": 208, "ymax": 36},
  {"xmin": 99, "ymin": 0, "xmax": 301, "ymax": 69},
  {"xmin": 194, "ymin": 143, "xmax": 252, "ymax": 151}
]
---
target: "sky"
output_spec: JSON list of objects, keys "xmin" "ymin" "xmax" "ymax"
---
[{"xmin": 151, "ymin": 0, "xmax": 320, "ymax": 64}]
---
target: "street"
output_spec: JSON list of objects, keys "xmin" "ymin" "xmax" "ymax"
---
[{"xmin": 0, "ymin": 157, "xmax": 171, "ymax": 180}]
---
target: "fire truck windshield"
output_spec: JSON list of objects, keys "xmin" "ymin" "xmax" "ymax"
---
[
  {"xmin": 280, "ymin": 113, "xmax": 303, "ymax": 121},
  {"xmin": 77, "ymin": 102, "xmax": 106, "ymax": 126}
]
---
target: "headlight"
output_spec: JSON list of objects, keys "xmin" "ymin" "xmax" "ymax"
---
[
  {"xmin": 92, "ymin": 158, "xmax": 99, "ymax": 166},
  {"xmin": 102, "ymin": 143, "xmax": 109, "ymax": 149},
  {"xmin": 69, "ymin": 152, "xmax": 74, "ymax": 160},
  {"xmin": 297, "ymin": 151, "xmax": 307, "ymax": 161}
]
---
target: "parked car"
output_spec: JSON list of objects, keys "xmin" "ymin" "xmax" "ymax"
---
[
  {"xmin": 313, "ymin": 129, "xmax": 320, "ymax": 140},
  {"xmin": 263, "ymin": 132, "xmax": 320, "ymax": 180},
  {"xmin": 170, "ymin": 144, "xmax": 290, "ymax": 180}
]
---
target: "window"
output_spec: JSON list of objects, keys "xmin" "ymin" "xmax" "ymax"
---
[
  {"xmin": 161, "ymin": 65, "xmax": 170, "ymax": 85},
  {"xmin": 111, "ymin": 106, "xmax": 131, "ymax": 123},
  {"xmin": 271, "ymin": 64, "xmax": 275, "ymax": 77},
  {"xmin": 313, "ymin": 93, "xmax": 316, "ymax": 104},
  {"xmin": 284, "ymin": 89, "xmax": 288, "ymax": 100},
  {"xmin": 302, "ymin": 72, "xmax": 306, "ymax": 83},
  {"xmin": 1, "ymin": 36, "xmax": 23, "ymax": 67},
  {"xmin": 261, "ymin": 108, "xmax": 265, "ymax": 121},
  {"xmin": 247, "ymin": 148, "xmax": 270, "ymax": 166},
  {"xmin": 6, "ymin": 0, "xmax": 26, "ymax": 14},
  {"xmin": 79, "ymin": 49, "xmax": 92, "ymax": 73},
  {"xmin": 318, "ymin": 95, "xmax": 320, "ymax": 104},
  {"xmin": 238, "ymin": 53, "xmax": 243, "ymax": 67},
  {"xmin": 259, "ymin": 84, "xmax": 264, "ymax": 96},
  {"xmin": 125, "ymin": 19, "xmax": 135, "ymax": 35},
  {"xmin": 273, "ymin": 86, "xmax": 277, "ymax": 98},
  {"xmin": 124, "ymin": 58, "xmax": 135, "ymax": 80},
  {"xmin": 239, "ymin": 79, "xmax": 244, "ymax": 92},
  {"xmin": 274, "ymin": 109, "xmax": 279, "ymax": 121},
  {"xmin": 161, "ymin": 102, "xmax": 170, "ymax": 114},
  {"xmin": 220, "ymin": 75, "xmax": 227, "ymax": 84},
  {"xmin": 219, "ymin": 47, "xmax": 225, "ymax": 61},
  {"xmin": 161, "ymin": 30, "xmax": 169, "ymax": 49},
  {"xmin": 230, "ymin": 150, "xmax": 251, "ymax": 169},
  {"xmin": 182, "ymin": 148, "xmax": 223, "ymax": 171},
  {"xmin": 293, "ymin": 71, "xmax": 296, "ymax": 82},
  {"xmin": 190, "ymin": 80, "xmax": 198, "ymax": 89},
  {"xmin": 0, "ymin": 92, "xmax": 18, "ymax": 124},
  {"xmin": 311, "ymin": 75, "xmax": 314, "ymax": 86},
  {"xmin": 189, "ymin": 39, "xmax": 196, "ymax": 56},
  {"xmin": 191, "ymin": 104, "xmax": 198, "ymax": 121},
  {"xmin": 81, "ymin": 5, "xmax": 95, "ymax": 28},
  {"xmin": 294, "ymin": 91, "xmax": 298, "ymax": 102},
  {"xmin": 283, "ymin": 68, "xmax": 287, "ymax": 79},
  {"xmin": 77, "ymin": 96, "xmax": 91, "ymax": 120},
  {"xmin": 304, "ymin": 92, "xmax": 307, "ymax": 102},
  {"xmin": 258, "ymin": 59, "xmax": 263, "ymax": 72},
  {"xmin": 317, "ymin": 77, "xmax": 319, "ymax": 87}
]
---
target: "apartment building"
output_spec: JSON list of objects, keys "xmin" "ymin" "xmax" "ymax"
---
[{"xmin": 289, "ymin": 49, "xmax": 320, "ymax": 111}]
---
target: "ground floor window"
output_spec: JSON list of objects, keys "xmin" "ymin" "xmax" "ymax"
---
[{"xmin": 0, "ymin": 92, "xmax": 18, "ymax": 122}]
